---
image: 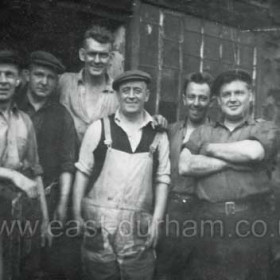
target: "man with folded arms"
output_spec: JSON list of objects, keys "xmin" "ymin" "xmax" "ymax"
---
[{"xmin": 179, "ymin": 69, "xmax": 278, "ymax": 280}]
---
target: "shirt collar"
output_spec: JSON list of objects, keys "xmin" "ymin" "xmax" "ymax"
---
[
  {"xmin": 77, "ymin": 69, "xmax": 114, "ymax": 93},
  {"xmin": 114, "ymin": 109, "xmax": 154, "ymax": 129},
  {"xmin": 180, "ymin": 116, "xmax": 212, "ymax": 130},
  {"xmin": 213, "ymin": 114, "xmax": 255, "ymax": 128}
]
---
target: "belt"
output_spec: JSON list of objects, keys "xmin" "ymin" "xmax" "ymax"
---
[
  {"xmin": 169, "ymin": 191, "xmax": 196, "ymax": 204},
  {"xmin": 199, "ymin": 196, "xmax": 269, "ymax": 216}
]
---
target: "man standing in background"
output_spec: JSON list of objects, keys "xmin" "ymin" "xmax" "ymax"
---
[
  {"xmin": 156, "ymin": 72, "xmax": 213, "ymax": 280},
  {"xmin": 16, "ymin": 51, "xmax": 77, "ymax": 280}
]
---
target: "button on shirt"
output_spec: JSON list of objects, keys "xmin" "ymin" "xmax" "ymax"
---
[
  {"xmin": 185, "ymin": 118, "xmax": 278, "ymax": 202},
  {"xmin": 76, "ymin": 110, "xmax": 170, "ymax": 186},
  {"xmin": 58, "ymin": 70, "xmax": 119, "ymax": 142}
]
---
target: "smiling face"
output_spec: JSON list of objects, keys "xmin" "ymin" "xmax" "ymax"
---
[
  {"xmin": 0, "ymin": 63, "xmax": 20, "ymax": 103},
  {"xmin": 79, "ymin": 38, "xmax": 112, "ymax": 77},
  {"xmin": 183, "ymin": 82, "xmax": 211, "ymax": 124},
  {"xmin": 218, "ymin": 80, "xmax": 253, "ymax": 122},
  {"xmin": 28, "ymin": 64, "xmax": 57, "ymax": 99},
  {"xmin": 117, "ymin": 80, "xmax": 150, "ymax": 116}
]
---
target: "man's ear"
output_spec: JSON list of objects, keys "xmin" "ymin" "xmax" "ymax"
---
[
  {"xmin": 79, "ymin": 48, "xmax": 86, "ymax": 62},
  {"xmin": 145, "ymin": 89, "xmax": 150, "ymax": 102}
]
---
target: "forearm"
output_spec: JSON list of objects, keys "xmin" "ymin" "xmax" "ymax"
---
[
  {"xmin": 0, "ymin": 168, "xmax": 17, "ymax": 183},
  {"xmin": 179, "ymin": 148, "xmax": 228, "ymax": 177},
  {"xmin": 73, "ymin": 171, "xmax": 89, "ymax": 219},
  {"xmin": 207, "ymin": 140, "xmax": 265, "ymax": 163},
  {"xmin": 152, "ymin": 183, "xmax": 168, "ymax": 222},
  {"xmin": 58, "ymin": 172, "xmax": 73, "ymax": 208},
  {"xmin": 36, "ymin": 176, "xmax": 49, "ymax": 221}
]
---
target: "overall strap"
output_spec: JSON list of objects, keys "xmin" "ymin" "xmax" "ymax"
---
[{"xmin": 103, "ymin": 116, "xmax": 112, "ymax": 149}]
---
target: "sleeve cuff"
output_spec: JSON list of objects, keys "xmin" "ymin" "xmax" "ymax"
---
[
  {"xmin": 75, "ymin": 162, "xmax": 92, "ymax": 176},
  {"xmin": 155, "ymin": 174, "xmax": 171, "ymax": 185}
]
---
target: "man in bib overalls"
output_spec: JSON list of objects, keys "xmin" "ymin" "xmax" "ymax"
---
[{"xmin": 73, "ymin": 70, "xmax": 170, "ymax": 280}]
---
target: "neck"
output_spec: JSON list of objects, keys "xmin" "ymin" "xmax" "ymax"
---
[
  {"xmin": 224, "ymin": 118, "xmax": 244, "ymax": 131},
  {"xmin": 84, "ymin": 70, "xmax": 106, "ymax": 88},
  {"xmin": 0, "ymin": 101, "xmax": 12, "ymax": 113},
  {"xmin": 119, "ymin": 110, "xmax": 145, "ymax": 125},
  {"xmin": 187, "ymin": 117, "xmax": 206, "ymax": 129},
  {"xmin": 27, "ymin": 90, "xmax": 48, "ymax": 111}
]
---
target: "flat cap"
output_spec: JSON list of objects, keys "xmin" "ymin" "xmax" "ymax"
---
[
  {"xmin": 212, "ymin": 69, "xmax": 252, "ymax": 96},
  {"xmin": 0, "ymin": 50, "xmax": 22, "ymax": 67},
  {"xmin": 113, "ymin": 70, "xmax": 151, "ymax": 91},
  {"xmin": 30, "ymin": 51, "xmax": 65, "ymax": 74}
]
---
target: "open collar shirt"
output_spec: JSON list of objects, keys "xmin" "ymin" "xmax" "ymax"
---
[{"xmin": 59, "ymin": 69, "xmax": 119, "ymax": 142}]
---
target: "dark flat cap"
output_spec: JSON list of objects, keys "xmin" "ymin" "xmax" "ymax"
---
[
  {"xmin": 212, "ymin": 69, "xmax": 252, "ymax": 96},
  {"xmin": 113, "ymin": 70, "xmax": 151, "ymax": 91},
  {"xmin": 0, "ymin": 50, "xmax": 22, "ymax": 67},
  {"xmin": 30, "ymin": 51, "xmax": 65, "ymax": 74}
]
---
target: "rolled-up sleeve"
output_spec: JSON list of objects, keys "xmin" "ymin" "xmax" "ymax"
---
[
  {"xmin": 249, "ymin": 121, "xmax": 279, "ymax": 161},
  {"xmin": 59, "ymin": 109, "xmax": 78, "ymax": 174},
  {"xmin": 155, "ymin": 132, "xmax": 171, "ymax": 185},
  {"xmin": 75, "ymin": 120, "xmax": 102, "ymax": 176}
]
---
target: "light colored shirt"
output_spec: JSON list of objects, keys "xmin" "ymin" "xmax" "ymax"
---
[
  {"xmin": 76, "ymin": 110, "xmax": 170, "ymax": 185},
  {"xmin": 0, "ymin": 105, "xmax": 42, "ymax": 177},
  {"xmin": 58, "ymin": 69, "xmax": 119, "ymax": 142}
]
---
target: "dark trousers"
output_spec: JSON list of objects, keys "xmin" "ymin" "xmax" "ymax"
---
[
  {"xmin": 187, "ymin": 198, "xmax": 275, "ymax": 280},
  {"xmin": 155, "ymin": 193, "xmax": 197, "ymax": 279}
]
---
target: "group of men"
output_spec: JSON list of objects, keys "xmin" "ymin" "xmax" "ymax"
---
[{"xmin": 0, "ymin": 23, "xmax": 278, "ymax": 280}]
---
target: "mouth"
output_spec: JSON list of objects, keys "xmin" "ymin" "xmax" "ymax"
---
[{"xmin": 228, "ymin": 105, "xmax": 240, "ymax": 110}]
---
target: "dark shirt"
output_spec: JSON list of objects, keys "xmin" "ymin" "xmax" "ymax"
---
[
  {"xmin": 16, "ymin": 88, "xmax": 78, "ymax": 186},
  {"xmin": 168, "ymin": 120, "xmax": 194, "ymax": 194},
  {"xmin": 185, "ymin": 117, "xmax": 278, "ymax": 202}
]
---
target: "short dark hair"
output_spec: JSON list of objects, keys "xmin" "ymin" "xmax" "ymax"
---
[
  {"xmin": 212, "ymin": 69, "xmax": 252, "ymax": 96},
  {"xmin": 183, "ymin": 72, "xmax": 213, "ymax": 96},
  {"xmin": 82, "ymin": 25, "xmax": 114, "ymax": 47}
]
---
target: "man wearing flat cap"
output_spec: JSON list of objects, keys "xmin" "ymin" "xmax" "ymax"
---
[
  {"xmin": 0, "ymin": 50, "xmax": 49, "ymax": 279},
  {"xmin": 16, "ymin": 50, "xmax": 78, "ymax": 279},
  {"xmin": 179, "ymin": 69, "xmax": 278, "ymax": 279},
  {"xmin": 73, "ymin": 69, "xmax": 170, "ymax": 280}
]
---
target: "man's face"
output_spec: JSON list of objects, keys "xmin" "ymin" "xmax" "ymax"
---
[
  {"xmin": 118, "ymin": 80, "xmax": 150, "ymax": 116},
  {"xmin": 183, "ymin": 82, "xmax": 211, "ymax": 123},
  {"xmin": 218, "ymin": 80, "xmax": 253, "ymax": 121},
  {"xmin": 28, "ymin": 65, "xmax": 57, "ymax": 99},
  {"xmin": 79, "ymin": 38, "xmax": 112, "ymax": 77},
  {"xmin": 0, "ymin": 64, "xmax": 20, "ymax": 103}
]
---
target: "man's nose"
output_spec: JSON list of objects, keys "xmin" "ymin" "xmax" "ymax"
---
[
  {"xmin": 128, "ymin": 89, "xmax": 135, "ymax": 98},
  {"xmin": 0, "ymin": 73, "xmax": 7, "ymax": 83},
  {"xmin": 94, "ymin": 54, "xmax": 101, "ymax": 63},
  {"xmin": 193, "ymin": 97, "xmax": 199, "ymax": 106},
  {"xmin": 41, "ymin": 76, "xmax": 48, "ymax": 84},
  {"xmin": 229, "ymin": 93, "xmax": 237, "ymax": 102}
]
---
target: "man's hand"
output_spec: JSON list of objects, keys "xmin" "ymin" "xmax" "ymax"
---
[
  {"xmin": 152, "ymin": 115, "xmax": 168, "ymax": 131},
  {"xmin": 41, "ymin": 218, "xmax": 52, "ymax": 247},
  {"xmin": 145, "ymin": 219, "xmax": 161, "ymax": 248},
  {"xmin": 12, "ymin": 172, "xmax": 38, "ymax": 198}
]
